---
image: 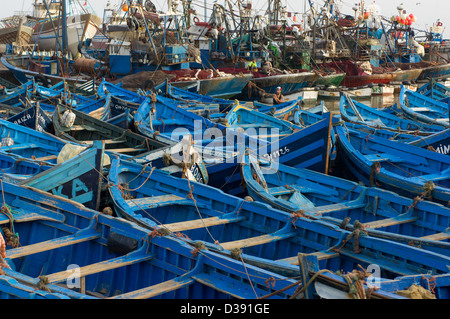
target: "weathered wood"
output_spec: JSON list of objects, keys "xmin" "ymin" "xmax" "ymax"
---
[
  {"xmin": 162, "ymin": 214, "xmax": 246, "ymax": 232},
  {"xmin": 109, "ymin": 277, "xmax": 194, "ymax": 299},
  {"xmin": 45, "ymin": 253, "xmax": 153, "ymax": 283},
  {"xmin": 33, "ymin": 155, "xmax": 58, "ymax": 161},
  {"xmin": 108, "ymin": 147, "xmax": 147, "ymax": 153},
  {"xmin": 219, "ymin": 231, "xmax": 295, "ymax": 250},
  {"xmin": 421, "ymin": 232, "xmax": 450, "ymax": 241},
  {"xmin": 364, "ymin": 216, "xmax": 418, "ymax": 229},
  {"xmin": 6, "ymin": 233, "xmax": 101, "ymax": 259},
  {"xmin": 276, "ymin": 251, "xmax": 338, "ymax": 265}
]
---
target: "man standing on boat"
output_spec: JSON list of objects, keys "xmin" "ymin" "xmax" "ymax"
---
[{"xmin": 273, "ymin": 86, "xmax": 285, "ymax": 105}]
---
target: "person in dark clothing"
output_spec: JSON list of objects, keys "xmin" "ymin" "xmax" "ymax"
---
[{"xmin": 273, "ymin": 86, "xmax": 284, "ymax": 105}]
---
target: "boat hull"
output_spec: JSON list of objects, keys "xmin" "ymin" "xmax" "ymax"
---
[
  {"xmin": 30, "ymin": 13, "xmax": 102, "ymax": 57},
  {"xmin": 206, "ymin": 113, "xmax": 333, "ymax": 196},
  {"xmin": 172, "ymin": 74, "xmax": 252, "ymax": 99},
  {"xmin": 336, "ymin": 125, "xmax": 450, "ymax": 205},
  {"xmin": 312, "ymin": 73, "xmax": 346, "ymax": 87},
  {"xmin": 250, "ymin": 72, "xmax": 316, "ymax": 95},
  {"xmin": 418, "ymin": 63, "xmax": 450, "ymax": 81},
  {"xmin": 391, "ymin": 68, "xmax": 423, "ymax": 82},
  {"xmin": 341, "ymin": 74, "xmax": 393, "ymax": 88},
  {"xmin": 0, "ymin": 25, "xmax": 33, "ymax": 46}
]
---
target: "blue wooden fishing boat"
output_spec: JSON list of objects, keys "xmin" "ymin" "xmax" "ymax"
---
[
  {"xmin": 34, "ymin": 83, "xmax": 112, "ymax": 121},
  {"xmin": 0, "ymin": 275, "xmax": 71, "ymax": 299},
  {"xmin": 340, "ymin": 93, "xmax": 444, "ymax": 134},
  {"xmin": 34, "ymin": 82, "xmax": 96, "ymax": 107},
  {"xmin": 6, "ymin": 102, "xmax": 53, "ymax": 134},
  {"xmin": 52, "ymin": 102, "xmax": 170, "ymax": 156},
  {"xmin": 225, "ymin": 103, "xmax": 303, "ymax": 136},
  {"xmin": 0, "ymin": 81, "xmax": 33, "ymax": 107},
  {"xmin": 170, "ymin": 73, "xmax": 253, "ymax": 100},
  {"xmin": 298, "ymin": 254, "xmax": 450, "ymax": 299},
  {"xmin": 339, "ymin": 119, "xmax": 450, "ymax": 151},
  {"xmin": 18, "ymin": 140, "xmax": 106, "ymax": 210},
  {"xmin": 107, "ymin": 158, "xmax": 450, "ymax": 298},
  {"xmin": 155, "ymin": 80, "xmax": 237, "ymax": 113},
  {"xmin": 127, "ymin": 135, "xmax": 210, "ymax": 185},
  {"xmin": 0, "ymin": 55, "xmax": 89, "ymax": 87},
  {"xmin": 408, "ymin": 128, "xmax": 450, "ymax": 155},
  {"xmin": 134, "ymin": 94, "xmax": 333, "ymax": 195},
  {"xmin": 0, "ymin": 104, "xmax": 23, "ymax": 120},
  {"xmin": 240, "ymin": 153, "xmax": 450, "ymax": 255},
  {"xmin": 228, "ymin": 69, "xmax": 316, "ymax": 100},
  {"xmin": 399, "ymin": 86, "xmax": 450, "ymax": 127},
  {"xmin": 0, "ymin": 181, "xmax": 300, "ymax": 299},
  {"xmin": 0, "ymin": 152, "xmax": 53, "ymax": 181},
  {"xmin": 0, "ymin": 118, "xmax": 69, "ymax": 163},
  {"xmin": 97, "ymin": 80, "xmax": 145, "ymax": 117},
  {"xmin": 335, "ymin": 125, "xmax": 450, "ymax": 205},
  {"xmin": 252, "ymin": 98, "xmax": 304, "ymax": 124},
  {"xmin": 417, "ymin": 62, "xmax": 450, "ymax": 81},
  {"xmin": 342, "ymin": 122, "xmax": 421, "ymax": 143},
  {"xmin": 416, "ymin": 80, "xmax": 450, "ymax": 101},
  {"xmin": 105, "ymin": 108, "xmax": 134, "ymax": 131}
]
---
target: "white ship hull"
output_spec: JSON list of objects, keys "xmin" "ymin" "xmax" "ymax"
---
[{"xmin": 31, "ymin": 13, "xmax": 101, "ymax": 57}]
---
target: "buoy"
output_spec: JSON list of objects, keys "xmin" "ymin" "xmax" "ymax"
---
[
  {"xmin": 1, "ymin": 132, "xmax": 13, "ymax": 147},
  {"xmin": 122, "ymin": 3, "xmax": 129, "ymax": 12},
  {"xmin": 61, "ymin": 109, "xmax": 76, "ymax": 128}
]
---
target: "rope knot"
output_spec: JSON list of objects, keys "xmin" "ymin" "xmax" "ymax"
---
[
  {"xmin": 191, "ymin": 242, "xmax": 207, "ymax": 257},
  {"xmin": 1, "ymin": 226, "xmax": 19, "ymax": 249},
  {"xmin": 36, "ymin": 276, "xmax": 51, "ymax": 292},
  {"xmin": 265, "ymin": 277, "xmax": 276, "ymax": 289},
  {"xmin": 230, "ymin": 248, "xmax": 242, "ymax": 260}
]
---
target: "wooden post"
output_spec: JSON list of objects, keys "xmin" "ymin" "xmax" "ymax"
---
[
  {"xmin": 80, "ymin": 276, "xmax": 86, "ymax": 295},
  {"xmin": 324, "ymin": 112, "xmax": 333, "ymax": 175},
  {"xmin": 297, "ymin": 253, "xmax": 319, "ymax": 299}
]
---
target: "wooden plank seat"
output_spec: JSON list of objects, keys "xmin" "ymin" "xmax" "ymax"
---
[
  {"xmin": 109, "ymin": 277, "xmax": 194, "ymax": 299},
  {"xmin": 65, "ymin": 125, "xmax": 109, "ymax": 134},
  {"xmin": 6, "ymin": 232, "xmax": 101, "ymax": 259},
  {"xmin": 276, "ymin": 250, "xmax": 339, "ymax": 265},
  {"xmin": 45, "ymin": 252, "xmax": 153, "ymax": 284},
  {"xmin": 232, "ymin": 123, "xmax": 280, "ymax": 129},
  {"xmin": 363, "ymin": 214, "xmax": 418, "ymax": 229},
  {"xmin": 161, "ymin": 213, "xmax": 246, "ymax": 233},
  {"xmin": 420, "ymin": 230, "xmax": 450, "ymax": 241},
  {"xmin": 409, "ymin": 107, "xmax": 431, "ymax": 112},
  {"xmin": 33, "ymin": 155, "xmax": 58, "ymax": 161},
  {"xmin": 84, "ymin": 139, "xmax": 126, "ymax": 145},
  {"xmin": 219, "ymin": 230, "xmax": 296, "ymax": 250},
  {"xmin": 107, "ymin": 148, "xmax": 147, "ymax": 153}
]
